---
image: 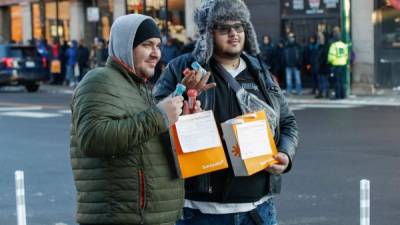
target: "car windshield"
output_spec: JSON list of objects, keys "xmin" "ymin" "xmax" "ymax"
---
[{"xmin": 9, "ymin": 47, "xmax": 39, "ymax": 58}]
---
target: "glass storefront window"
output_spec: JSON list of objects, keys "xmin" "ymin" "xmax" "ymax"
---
[
  {"xmin": 32, "ymin": 3, "xmax": 42, "ymax": 41},
  {"xmin": 127, "ymin": 0, "xmax": 143, "ymax": 14},
  {"xmin": 98, "ymin": 0, "xmax": 113, "ymax": 41},
  {"xmin": 11, "ymin": 5, "xmax": 22, "ymax": 43},
  {"xmin": 45, "ymin": 1, "xmax": 70, "ymax": 43},
  {"xmin": 378, "ymin": 0, "xmax": 400, "ymax": 48},
  {"xmin": 126, "ymin": 0, "xmax": 186, "ymax": 42}
]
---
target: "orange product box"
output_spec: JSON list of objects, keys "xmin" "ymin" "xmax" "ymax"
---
[
  {"xmin": 170, "ymin": 110, "xmax": 228, "ymax": 179},
  {"xmin": 221, "ymin": 111, "xmax": 278, "ymax": 176}
]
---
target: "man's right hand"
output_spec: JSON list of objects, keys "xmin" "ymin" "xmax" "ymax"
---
[
  {"xmin": 156, "ymin": 96, "xmax": 184, "ymax": 127},
  {"xmin": 182, "ymin": 69, "xmax": 216, "ymax": 93}
]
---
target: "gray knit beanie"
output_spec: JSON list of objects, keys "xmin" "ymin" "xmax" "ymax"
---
[{"xmin": 192, "ymin": 0, "xmax": 260, "ymax": 64}]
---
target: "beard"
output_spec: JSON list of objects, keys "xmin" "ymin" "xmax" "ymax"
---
[
  {"xmin": 214, "ymin": 46, "xmax": 243, "ymax": 60},
  {"xmin": 134, "ymin": 65, "xmax": 155, "ymax": 79},
  {"xmin": 139, "ymin": 67, "xmax": 155, "ymax": 78},
  {"xmin": 224, "ymin": 51, "xmax": 242, "ymax": 59}
]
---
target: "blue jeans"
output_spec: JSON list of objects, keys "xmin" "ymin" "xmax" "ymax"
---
[
  {"xmin": 176, "ymin": 198, "xmax": 278, "ymax": 225},
  {"xmin": 285, "ymin": 67, "xmax": 301, "ymax": 95},
  {"xmin": 311, "ymin": 67, "xmax": 319, "ymax": 93},
  {"xmin": 318, "ymin": 75, "xmax": 329, "ymax": 97},
  {"xmin": 66, "ymin": 65, "xmax": 76, "ymax": 85}
]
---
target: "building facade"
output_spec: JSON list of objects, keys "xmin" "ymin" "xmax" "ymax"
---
[
  {"xmin": 374, "ymin": 0, "xmax": 400, "ymax": 88},
  {"xmin": 237, "ymin": 0, "xmax": 400, "ymax": 91},
  {"xmin": 0, "ymin": 0, "xmax": 398, "ymax": 90},
  {"xmin": 0, "ymin": 0, "xmax": 186, "ymax": 45}
]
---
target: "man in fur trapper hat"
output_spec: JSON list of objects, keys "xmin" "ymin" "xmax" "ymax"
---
[{"xmin": 154, "ymin": 0, "xmax": 299, "ymax": 224}]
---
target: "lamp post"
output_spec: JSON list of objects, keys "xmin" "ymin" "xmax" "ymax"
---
[
  {"xmin": 165, "ymin": 0, "xmax": 169, "ymax": 38},
  {"xmin": 341, "ymin": 0, "xmax": 351, "ymax": 96}
]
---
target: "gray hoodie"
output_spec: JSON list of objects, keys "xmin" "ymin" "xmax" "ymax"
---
[{"xmin": 108, "ymin": 14, "xmax": 155, "ymax": 71}]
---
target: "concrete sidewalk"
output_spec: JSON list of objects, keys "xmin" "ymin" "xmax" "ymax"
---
[
  {"xmin": 287, "ymin": 88, "xmax": 400, "ymax": 106},
  {"xmin": 40, "ymin": 84, "xmax": 75, "ymax": 94},
  {"xmin": 40, "ymin": 84, "xmax": 400, "ymax": 106}
]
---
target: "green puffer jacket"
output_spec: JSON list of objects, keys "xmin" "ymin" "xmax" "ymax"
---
[{"xmin": 70, "ymin": 58, "xmax": 184, "ymax": 225}]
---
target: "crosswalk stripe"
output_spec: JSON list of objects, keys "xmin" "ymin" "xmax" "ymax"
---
[
  {"xmin": 290, "ymin": 106, "xmax": 306, "ymax": 111},
  {"xmin": 0, "ymin": 111, "xmax": 62, "ymax": 118},
  {"xmin": 58, "ymin": 110, "xmax": 71, "ymax": 114},
  {"xmin": 0, "ymin": 106, "xmax": 42, "ymax": 111}
]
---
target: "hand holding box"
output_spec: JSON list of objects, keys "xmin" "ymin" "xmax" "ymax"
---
[{"xmin": 221, "ymin": 111, "xmax": 278, "ymax": 176}]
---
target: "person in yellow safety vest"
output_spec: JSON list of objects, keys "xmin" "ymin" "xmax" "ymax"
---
[{"xmin": 328, "ymin": 33, "xmax": 349, "ymax": 99}]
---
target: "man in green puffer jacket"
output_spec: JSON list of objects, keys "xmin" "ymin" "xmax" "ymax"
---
[{"xmin": 70, "ymin": 14, "xmax": 185, "ymax": 225}]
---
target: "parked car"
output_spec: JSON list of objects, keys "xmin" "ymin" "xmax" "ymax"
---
[{"xmin": 0, "ymin": 44, "xmax": 49, "ymax": 92}]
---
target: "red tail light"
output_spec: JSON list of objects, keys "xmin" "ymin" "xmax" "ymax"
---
[
  {"xmin": 42, "ymin": 57, "xmax": 48, "ymax": 68},
  {"xmin": 2, "ymin": 57, "xmax": 14, "ymax": 68}
]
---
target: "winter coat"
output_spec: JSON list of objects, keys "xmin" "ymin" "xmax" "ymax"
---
[
  {"xmin": 70, "ymin": 58, "xmax": 184, "ymax": 225},
  {"xmin": 153, "ymin": 53, "xmax": 298, "ymax": 203},
  {"xmin": 283, "ymin": 43, "xmax": 303, "ymax": 69},
  {"xmin": 66, "ymin": 41, "xmax": 78, "ymax": 66},
  {"xmin": 70, "ymin": 14, "xmax": 184, "ymax": 225}
]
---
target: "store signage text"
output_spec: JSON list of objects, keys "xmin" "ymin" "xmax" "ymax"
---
[
  {"xmin": 87, "ymin": 7, "xmax": 100, "ymax": 22},
  {"xmin": 293, "ymin": 0, "xmax": 304, "ymax": 10},
  {"xmin": 324, "ymin": 0, "xmax": 339, "ymax": 8}
]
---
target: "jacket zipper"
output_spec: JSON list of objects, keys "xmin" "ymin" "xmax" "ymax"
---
[{"xmin": 138, "ymin": 168, "xmax": 145, "ymax": 224}]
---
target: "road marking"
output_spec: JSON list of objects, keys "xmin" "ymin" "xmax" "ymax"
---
[
  {"xmin": 0, "ymin": 101, "xmax": 66, "ymax": 109},
  {"xmin": 58, "ymin": 109, "xmax": 71, "ymax": 114},
  {"xmin": 288, "ymin": 98, "xmax": 400, "ymax": 106},
  {"xmin": 289, "ymin": 105, "xmax": 306, "ymax": 111},
  {"xmin": 290, "ymin": 103, "xmax": 360, "ymax": 111},
  {"xmin": 59, "ymin": 90, "xmax": 74, "ymax": 94},
  {"xmin": 0, "ymin": 106, "xmax": 42, "ymax": 111},
  {"xmin": 0, "ymin": 111, "xmax": 62, "ymax": 118}
]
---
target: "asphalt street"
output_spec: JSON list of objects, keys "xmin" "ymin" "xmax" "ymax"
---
[{"xmin": 0, "ymin": 86, "xmax": 399, "ymax": 225}]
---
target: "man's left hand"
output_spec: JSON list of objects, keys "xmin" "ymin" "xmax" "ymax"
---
[{"xmin": 265, "ymin": 153, "xmax": 289, "ymax": 175}]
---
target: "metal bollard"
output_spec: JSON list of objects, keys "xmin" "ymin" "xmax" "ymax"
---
[
  {"xmin": 15, "ymin": 170, "xmax": 27, "ymax": 225},
  {"xmin": 360, "ymin": 179, "xmax": 370, "ymax": 225}
]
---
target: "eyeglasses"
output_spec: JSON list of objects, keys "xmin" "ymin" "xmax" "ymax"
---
[{"xmin": 214, "ymin": 23, "xmax": 244, "ymax": 35}]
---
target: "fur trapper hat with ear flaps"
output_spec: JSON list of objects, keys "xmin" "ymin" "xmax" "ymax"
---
[{"xmin": 192, "ymin": 0, "xmax": 260, "ymax": 65}]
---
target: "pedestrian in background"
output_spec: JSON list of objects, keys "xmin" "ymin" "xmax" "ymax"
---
[
  {"xmin": 154, "ymin": 0, "xmax": 299, "ymax": 224},
  {"xmin": 316, "ymin": 32, "xmax": 331, "ymax": 98},
  {"xmin": 70, "ymin": 14, "xmax": 189, "ymax": 225},
  {"xmin": 90, "ymin": 38, "xmax": 108, "ymax": 68},
  {"xmin": 283, "ymin": 32, "xmax": 303, "ymax": 96},
  {"xmin": 49, "ymin": 38, "xmax": 61, "ymax": 85},
  {"xmin": 328, "ymin": 29, "xmax": 349, "ymax": 99},
  {"xmin": 161, "ymin": 37, "xmax": 180, "ymax": 66},
  {"xmin": 65, "ymin": 40, "xmax": 78, "ymax": 87},
  {"xmin": 59, "ymin": 40, "xmax": 69, "ymax": 85},
  {"xmin": 76, "ymin": 40, "xmax": 90, "ymax": 81},
  {"xmin": 275, "ymin": 39, "xmax": 286, "ymax": 86},
  {"xmin": 260, "ymin": 34, "xmax": 278, "ymax": 76},
  {"xmin": 305, "ymin": 34, "xmax": 320, "ymax": 95},
  {"xmin": 37, "ymin": 39, "xmax": 49, "ymax": 62}
]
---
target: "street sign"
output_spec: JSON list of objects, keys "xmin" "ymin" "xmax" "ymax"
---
[{"xmin": 87, "ymin": 7, "xmax": 99, "ymax": 22}]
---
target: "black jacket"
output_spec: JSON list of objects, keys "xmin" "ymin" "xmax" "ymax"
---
[
  {"xmin": 317, "ymin": 43, "xmax": 331, "ymax": 76},
  {"xmin": 153, "ymin": 53, "xmax": 299, "ymax": 203},
  {"xmin": 283, "ymin": 43, "xmax": 303, "ymax": 69},
  {"xmin": 260, "ymin": 43, "xmax": 278, "ymax": 74}
]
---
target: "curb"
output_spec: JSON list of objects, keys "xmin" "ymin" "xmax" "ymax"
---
[{"xmin": 287, "ymin": 97, "xmax": 400, "ymax": 106}]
